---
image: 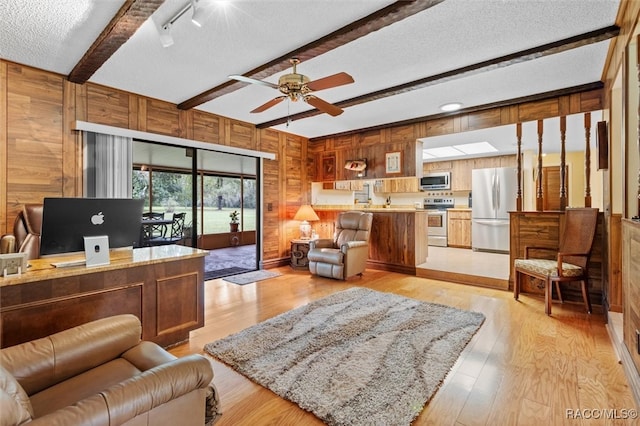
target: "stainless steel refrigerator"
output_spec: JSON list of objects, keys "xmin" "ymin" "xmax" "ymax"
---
[{"xmin": 471, "ymin": 167, "xmax": 517, "ymax": 253}]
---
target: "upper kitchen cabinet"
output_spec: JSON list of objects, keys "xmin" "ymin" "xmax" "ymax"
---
[
  {"xmin": 374, "ymin": 177, "xmax": 419, "ymax": 193},
  {"xmin": 423, "ymin": 155, "xmax": 517, "ymax": 191}
]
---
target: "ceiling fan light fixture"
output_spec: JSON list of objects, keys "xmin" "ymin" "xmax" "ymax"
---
[
  {"xmin": 191, "ymin": 0, "xmax": 203, "ymax": 27},
  {"xmin": 440, "ymin": 102, "xmax": 462, "ymax": 112}
]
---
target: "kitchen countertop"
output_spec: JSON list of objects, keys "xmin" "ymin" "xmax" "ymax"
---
[
  {"xmin": 313, "ymin": 205, "xmax": 426, "ymax": 213},
  {"xmin": 448, "ymin": 207, "xmax": 472, "ymax": 211}
]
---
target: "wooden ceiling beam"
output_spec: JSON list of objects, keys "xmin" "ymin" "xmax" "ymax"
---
[
  {"xmin": 68, "ymin": 0, "xmax": 166, "ymax": 84},
  {"xmin": 177, "ymin": 0, "xmax": 444, "ymax": 110},
  {"xmin": 257, "ymin": 25, "xmax": 619, "ymax": 129}
]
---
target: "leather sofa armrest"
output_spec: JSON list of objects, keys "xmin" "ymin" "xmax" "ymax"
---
[
  {"xmin": 122, "ymin": 341, "xmax": 177, "ymax": 371},
  {"xmin": 309, "ymin": 239, "xmax": 334, "ymax": 250},
  {"xmin": 27, "ymin": 355, "xmax": 214, "ymax": 426}
]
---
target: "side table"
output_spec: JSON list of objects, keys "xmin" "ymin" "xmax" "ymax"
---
[{"xmin": 290, "ymin": 239, "xmax": 311, "ymax": 270}]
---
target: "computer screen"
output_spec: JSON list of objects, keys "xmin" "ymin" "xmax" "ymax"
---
[{"xmin": 40, "ymin": 197, "xmax": 145, "ymax": 257}]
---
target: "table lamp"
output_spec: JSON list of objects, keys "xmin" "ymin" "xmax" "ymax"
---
[{"xmin": 293, "ymin": 205, "xmax": 319, "ymax": 239}]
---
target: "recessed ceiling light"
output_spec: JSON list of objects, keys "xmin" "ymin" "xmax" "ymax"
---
[
  {"xmin": 440, "ymin": 102, "xmax": 462, "ymax": 112},
  {"xmin": 423, "ymin": 146, "xmax": 465, "ymax": 158}
]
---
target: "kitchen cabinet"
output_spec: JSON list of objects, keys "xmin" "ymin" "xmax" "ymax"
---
[
  {"xmin": 422, "ymin": 155, "xmax": 517, "ymax": 192},
  {"xmin": 452, "ymin": 159, "xmax": 472, "ymax": 191},
  {"xmin": 374, "ymin": 177, "xmax": 419, "ymax": 193},
  {"xmin": 447, "ymin": 209, "xmax": 471, "ymax": 248},
  {"xmin": 333, "ymin": 180, "xmax": 365, "ymax": 190}
]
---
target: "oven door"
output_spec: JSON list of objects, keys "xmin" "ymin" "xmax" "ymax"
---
[{"xmin": 427, "ymin": 210, "xmax": 447, "ymax": 246}]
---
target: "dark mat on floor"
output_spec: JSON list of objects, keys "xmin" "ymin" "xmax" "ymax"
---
[{"xmin": 204, "ymin": 267, "xmax": 253, "ymax": 281}]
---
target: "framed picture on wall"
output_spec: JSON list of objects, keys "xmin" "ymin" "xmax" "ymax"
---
[
  {"xmin": 322, "ymin": 156, "xmax": 336, "ymax": 181},
  {"xmin": 385, "ymin": 151, "xmax": 401, "ymax": 174}
]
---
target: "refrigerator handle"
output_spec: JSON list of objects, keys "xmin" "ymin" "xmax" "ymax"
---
[
  {"xmin": 492, "ymin": 170, "xmax": 497, "ymax": 211},
  {"xmin": 496, "ymin": 172, "xmax": 500, "ymax": 210}
]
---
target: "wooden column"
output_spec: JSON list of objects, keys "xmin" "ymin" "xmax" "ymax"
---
[
  {"xmin": 559, "ymin": 116, "xmax": 567, "ymax": 211},
  {"xmin": 536, "ymin": 120, "xmax": 544, "ymax": 211},
  {"xmin": 584, "ymin": 112, "xmax": 592, "ymax": 207},
  {"xmin": 637, "ymin": 37, "xmax": 640, "ymax": 217},
  {"xmin": 516, "ymin": 123, "xmax": 523, "ymax": 211}
]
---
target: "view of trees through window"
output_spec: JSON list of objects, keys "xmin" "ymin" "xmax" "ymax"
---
[{"xmin": 133, "ymin": 167, "xmax": 256, "ymax": 235}]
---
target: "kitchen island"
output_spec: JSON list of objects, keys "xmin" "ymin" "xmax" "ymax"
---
[{"xmin": 313, "ymin": 207, "xmax": 428, "ymax": 275}]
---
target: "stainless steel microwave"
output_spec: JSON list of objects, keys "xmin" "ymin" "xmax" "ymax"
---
[{"xmin": 420, "ymin": 172, "xmax": 451, "ymax": 190}]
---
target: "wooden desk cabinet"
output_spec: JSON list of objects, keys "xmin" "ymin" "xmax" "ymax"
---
[{"xmin": 0, "ymin": 246, "xmax": 207, "ymax": 348}]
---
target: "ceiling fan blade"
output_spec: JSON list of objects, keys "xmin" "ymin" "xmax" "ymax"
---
[
  {"xmin": 305, "ymin": 95, "xmax": 344, "ymax": 117},
  {"xmin": 306, "ymin": 72, "xmax": 354, "ymax": 92},
  {"xmin": 250, "ymin": 96, "xmax": 286, "ymax": 113},
  {"xmin": 229, "ymin": 75, "xmax": 279, "ymax": 90}
]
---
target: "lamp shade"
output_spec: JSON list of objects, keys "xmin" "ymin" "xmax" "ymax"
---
[{"xmin": 293, "ymin": 205, "xmax": 319, "ymax": 222}]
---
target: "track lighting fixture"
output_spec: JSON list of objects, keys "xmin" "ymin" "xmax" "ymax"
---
[
  {"xmin": 191, "ymin": 0, "xmax": 203, "ymax": 27},
  {"xmin": 157, "ymin": 0, "xmax": 202, "ymax": 48}
]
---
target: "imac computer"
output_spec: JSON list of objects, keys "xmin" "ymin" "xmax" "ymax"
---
[{"xmin": 40, "ymin": 197, "xmax": 145, "ymax": 258}]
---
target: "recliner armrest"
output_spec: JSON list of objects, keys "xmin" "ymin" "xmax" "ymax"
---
[
  {"xmin": 309, "ymin": 239, "xmax": 334, "ymax": 250},
  {"xmin": 27, "ymin": 354, "xmax": 214, "ymax": 426},
  {"xmin": 340, "ymin": 240, "xmax": 368, "ymax": 253},
  {"xmin": 0, "ymin": 234, "xmax": 16, "ymax": 254}
]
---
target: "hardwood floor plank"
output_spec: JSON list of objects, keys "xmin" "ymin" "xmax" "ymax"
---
[{"xmin": 169, "ymin": 267, "xmax": 637, "ymax": 425}]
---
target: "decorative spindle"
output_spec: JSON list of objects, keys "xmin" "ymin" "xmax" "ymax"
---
[
  {"xmin": 536, "ymin": 120, "xmax": 543, "ymax": 211},
  {"xmin": 584, "ymin": 112, "xmax": 592, "ymax": 207},
  {"xmin": 560, "ymin": 116, "xmax": 567, "ymax": 211}
]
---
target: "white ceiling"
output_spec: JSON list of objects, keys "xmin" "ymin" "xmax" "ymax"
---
[{"xmin": 0, "ymin": 0, "xmax": 619, "ymax": 160}]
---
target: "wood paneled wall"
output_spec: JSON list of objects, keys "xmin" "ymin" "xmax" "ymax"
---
[{"xmin": 0, "ymin": 60, "xmax": 304, "ymax": 265}]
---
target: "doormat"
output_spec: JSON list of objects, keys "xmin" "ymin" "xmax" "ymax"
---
[
  {"xmin": 204, "ymin": 267, "xmax": 252, "ymax": 281},
  {"xmin": 204, "ymin": 287, "xmax": 485, "ymax": 425},
  {"xmin": 222, "ymin": 269, "xmax": 282, "ymax": 285}
]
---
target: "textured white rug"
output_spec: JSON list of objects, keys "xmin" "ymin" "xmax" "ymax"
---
[
  {"xmin": 222, "ymin": 269, "xmax": 281, "ymax": 285},
  {"xmin": 204, "ymin": 287, "xmax": 485, "ymax": 425}
]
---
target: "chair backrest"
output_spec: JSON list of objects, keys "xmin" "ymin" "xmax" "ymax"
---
[
  {"xmin": 13, "ymin": 204, "xmax": 43, "ymax": 260},
  {"xmin": 559, "ymin": 208, "xmax": 599, "ymax": 268},
  {"xmin": 142, "ymin": 212, "xmax": 163, "ymax": 220},
  {"xmin": 334, "ymin": 211, "xmax": 373, "ymax": 246},
  {"xmin": 170, "ymin": 213, "xmax": 186, "ymax": 238}
]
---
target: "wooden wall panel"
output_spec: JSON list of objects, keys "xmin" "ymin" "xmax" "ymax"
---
[
  {"xmin": 6, "ymin": 64, "xmax": 64, "ymax": 225},
  {"xmin": 1, "ymin": 61, "xmax": 7, "ymax": 233},
  {"xmin": 518, "ymin": 98, "xmax": 560, "ymax": 122},
  {"xmin": 259, "ymin": 129, "xmax": 282, "ymax": 262},
  {"xmin": 193, "ymin": 110, "xmax": 220, "ymax": 143},
  {"xmin": 146, "ymin": 98, "xmax": 182, "ymax": 137},
  {"xmin": 467, "ymin": 109, "xmax": 502, "ymax": 130},
  {"xmin": 227, "ymin": 120, "xmax": 255, "ymax": 149},
  {"xmin": 86, "ymin": 84, "xmax": 130, "ymax": 127}
]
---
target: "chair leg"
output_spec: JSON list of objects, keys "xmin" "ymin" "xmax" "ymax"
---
[
  {"xmin": 580, "ymin": 279, "xmax": 592, "ymax": 314},
  {"xmin": 514, "ymin": 270, "xmax": 520, "ymax": 300},
  {"xmin": 545, "ymin": 278, "xmax": 552, "ymax": 316},
  {"xmin": 554, "ymin": 282, "xmax": 563, "ymax": 303}
]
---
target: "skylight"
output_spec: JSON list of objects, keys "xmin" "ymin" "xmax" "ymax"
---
[{"xmin": 423, "ymin": 141, "xmax": 498, "ymax": 159}]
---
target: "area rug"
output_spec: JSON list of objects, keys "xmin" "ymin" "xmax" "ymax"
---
[
  {"xmin": 204, "ymin": 267, "xmax": 252, "ymax": 281},
  {"xmin": 204, "ymin": 287, "xmax": 485, "ymax": 425},
  {"xmin": 222, "ymin": 269, "xmax": 282, "ymax": 285}
]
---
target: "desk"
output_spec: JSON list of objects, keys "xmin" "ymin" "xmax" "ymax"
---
[
  {"xmin": 290, "ymin": 239, "xmax": 311, "ymax": 270},
  {"xmin": 0, "ymin": 245, "xmax": 208, "ymax": 348}
]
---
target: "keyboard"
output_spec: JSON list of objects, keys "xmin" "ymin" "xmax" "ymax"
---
[{"xmin": 51, "ymin": 259, "xmax": 86, "ymax": 268}]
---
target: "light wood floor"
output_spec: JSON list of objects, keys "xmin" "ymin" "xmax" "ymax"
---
[{"xmin": 170, "ymin": 267, "xmax": 637, "ymax": 426}]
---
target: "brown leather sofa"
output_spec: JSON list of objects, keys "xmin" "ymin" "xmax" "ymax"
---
[
  {"xmin": 307, "ymin": 211, "xmax": 373, "ymax": 280},
  {"xmin": 0, "ymin": 204, "xmax": 43, "ymax": 260},
  {"xmin": 0, "ymin": 314, "xmax": 220, "ymax": 426}
]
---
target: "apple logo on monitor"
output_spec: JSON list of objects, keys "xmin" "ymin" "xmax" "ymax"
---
[{"xmin": 91, "ymin": 212, "xmax": 105, "ymax": 225}]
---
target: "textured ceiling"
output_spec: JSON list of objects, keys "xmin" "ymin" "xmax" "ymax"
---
[{"xmin": 0, "ymin": 0, "xmax": 620, "ymax": 158}]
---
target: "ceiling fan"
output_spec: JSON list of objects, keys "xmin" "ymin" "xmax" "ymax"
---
[{"xmin": 229, "ymin": 58, "xmax": 354, "ymax": 117}]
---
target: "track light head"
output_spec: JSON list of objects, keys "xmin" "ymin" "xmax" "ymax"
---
[
  {"xmin": 191, "ymin": 0, "xmax": 203, "ymax": 27},
  {"xmin": 159, "ymin": 23, "xmax": 174, "ymax": 48}
]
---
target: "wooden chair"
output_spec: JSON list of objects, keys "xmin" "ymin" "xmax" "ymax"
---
[{"xmin": 513, "ymin": 208, "xmax": 599, "ymax": 315}]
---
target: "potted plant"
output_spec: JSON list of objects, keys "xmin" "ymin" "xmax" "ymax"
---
[{"xmin": 229, "ymin": 210, "xmax": 240, "ymax": 232}]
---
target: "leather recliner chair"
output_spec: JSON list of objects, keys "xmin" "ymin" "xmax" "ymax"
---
[
  {"xmin": 0, "ymin": 314, "xmax": 220, "ymax": 426},
  {"xmin": 0, "ymin": 204, "xmax": 43, "ymax": 260},
  {"xmin": 307, "ymin": 211, "xmax": 373, "ymax": 280}
]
